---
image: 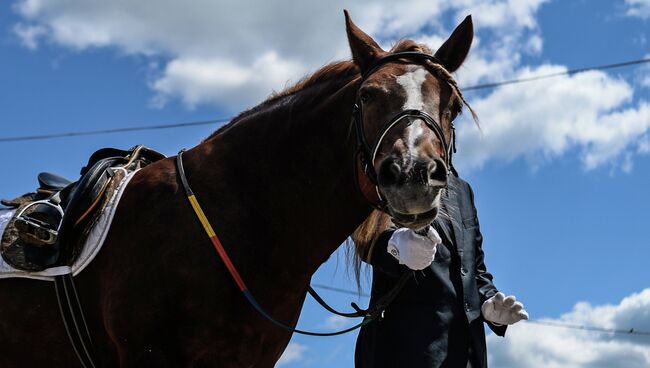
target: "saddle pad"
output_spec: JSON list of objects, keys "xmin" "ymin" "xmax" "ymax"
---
[{"xmin": 0, "ymin": 167, "xmax": 138, "ymax": 281}]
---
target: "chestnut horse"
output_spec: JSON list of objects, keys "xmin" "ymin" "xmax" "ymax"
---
[{"xmin": 0, "ymin": 11, "xmax": 475, "ymax": 367}]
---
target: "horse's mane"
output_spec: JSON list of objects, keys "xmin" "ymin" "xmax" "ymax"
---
[
  {"xmin": 204, "ymin": 61, "xmax": 359, "ymax": 141},
  {"xmin": 205, "ymin": 39, "xmax": 477, "ymax": 141}
]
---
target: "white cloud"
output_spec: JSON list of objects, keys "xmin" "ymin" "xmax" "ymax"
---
[
  {"xmin": 151, "ymin": 52, "xmax": 305, "ymax": 109},
  {"xmin": 642, "ymin": 75, "xmax": 650, "ymax": 89},
  {"xmin": 625, "ymin": 0, "xmax": 650, "ymax": 19},
  {"xmin": 320, "ymin": 315, "xmax": 353, "ymax": 330},
  {"xmin": 455, "ymin": 66, "xmax": 650, "ymax": 172},
  {"xmin": 12, "ymin": 23, "xmax": 46, "ymax": 50},
  {"xmin": 11, "ymin": 0, "xmax": 649, "ymax": 171},
  {"xmin": 639, "ymin": 56, "xmax": 650, "ymax": 89},
  {"xmin": 276, "ymin": 342, "xmax": 308, "ymax": 366},
  {"xmin": 638, "ymin": 135, "xmax": 650, "ymax": 153},
  {"xmin": 11, "ymin": 0, "xmax": 548, "ymax": 109},
  {"xmin": 488, "ymin": 288, "xmax": 650, "ymax": 368}
]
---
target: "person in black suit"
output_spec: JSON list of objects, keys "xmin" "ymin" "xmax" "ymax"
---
[{"xmin": 355, "ymin": 173, "xmax": 528, "ymax": 368}]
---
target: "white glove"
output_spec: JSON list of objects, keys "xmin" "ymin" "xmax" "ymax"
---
[
  {"xmin": 481, "ymin": 292, "xmax": 529, "ymax": 325},
  {"xmin": 386, "ymin": 227, "xmax": 442, "ymax": 270}
]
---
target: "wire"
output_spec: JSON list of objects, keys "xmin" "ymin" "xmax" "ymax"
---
[
  {"xmin": 310, "ymin": 283, "xmax": 650, "ymax": 337},
  {"xmin": 524, "ymin": 320, "xmax": 650, "ymax": 336},
  {"xmin": 463, "ymin": 57, "xmax": 650, "ymax": 91},
  {"xmin": 0, "ymin": 118, "xmax": 230, "ymax": 143},
  {"xmin": 312, "ymin": 283, "xmax": 368, "ymax": 297},
  {"xmin": 1, "ymin": 57, "xmax": 649, "ymax": 144}
]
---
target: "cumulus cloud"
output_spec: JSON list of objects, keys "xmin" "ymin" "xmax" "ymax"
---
[
  {"xmin": 625, "ymin": 0, "xmax": 650, "ymax": 19},
  {"xmin": 639, "ymin": 55, "xmax": 650, "ymax": 90},
  {"xmin": 455, "ymin": 66, "xmax": 650, "ymax": 172},
  {"xmin": 151, "ymin": 52, "xmax": 305, "ymax": 110},
  {"xmin": 488, "ymin": 288, "xmax": 650, "ymax": 368},
  {"xmin": 320, "ymin": 315, "xmax": 353, "ymax": 330},
  {"xmin": 276, "ymin": 343, "xmax": 308, "ymax": 366},
  {"xmin": 10, "ymin": 0, "xmax": 649, "ymax": 171},
  {"xmin": 12, "ymin": 23, "xmax": 46, "ymax": 50},
  {"xmin": 11, "ymin": 0, "xmax": 547, "ymax": 108}
]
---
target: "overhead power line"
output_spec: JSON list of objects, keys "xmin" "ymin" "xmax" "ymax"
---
[
  {"xmin": 525, "ymin": 320, "xmax": 650, "ymax": 336},
  {"xmin": 310, "ymin": 283, "xmax": 650, "ymax": 337},
  {"xmin": 0, "ymin": 118, "xmax": 229, "ymax": 143},
  {"xmin": 463, "ymin": 57, "xmax": 650, "ymax": 91},
  {"xmin": 2, "ymin": 57, "xmax": 650, "ymax": 144}
]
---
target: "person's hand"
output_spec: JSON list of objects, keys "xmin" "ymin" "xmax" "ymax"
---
[
  {"xmin": 386, "ymin": 227, "xmax": 442, "ymax": 270},
  {"xmin": 481, "ymin": 292, "xmax": 529, "ymax": 325}
]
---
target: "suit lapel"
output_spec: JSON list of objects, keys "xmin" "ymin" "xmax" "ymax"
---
[{"xmin": 441, "ymin": 175, "xmax": 464, "ymax": 253}]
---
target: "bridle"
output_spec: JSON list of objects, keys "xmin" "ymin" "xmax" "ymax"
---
[
  {"xmin": 353, "ymin": 51, "xmax": 457, "ymax": 210},
  {"xmin": 174, "ymin": 52, "xmax": 460, "ymax": 338}
]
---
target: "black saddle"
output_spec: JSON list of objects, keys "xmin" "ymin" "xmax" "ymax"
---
[{"xmin": 1, "ymin": 145, "xmax": 165, "ymax": 270}]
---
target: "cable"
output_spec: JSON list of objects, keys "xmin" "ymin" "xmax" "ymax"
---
[
  {"xmin": 1, "ymin": 57, "xmax": 649, "ymax": 144},
  {"xmin": 524, "ymin": 320, "xmax": 650, "ymax": 336},
  {"xmin": 310, "ymin": 284, "xmax": 650, "ymax": 337},
  {"xmin": 463, "ymin": 57, "xmax": 650, "ymax": 91},
  {"xmin": 311, "ymin": 283, "xmax": 368, "ymax": 297},
  {"xmin": 0, "ymin": 118, "xmax": 229, "ymax": 143}
]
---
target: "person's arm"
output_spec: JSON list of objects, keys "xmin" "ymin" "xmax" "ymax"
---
[{"xmin": 467, "ymin": 183, "xmax": 508, "ymax": 336}]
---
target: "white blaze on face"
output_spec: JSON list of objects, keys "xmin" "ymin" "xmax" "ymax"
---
[{"xmin": 396, "ymin": 67, "xmax": 428, "ymax": 159}]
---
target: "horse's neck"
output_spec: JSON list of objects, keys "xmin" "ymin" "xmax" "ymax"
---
[{"xmin": 184, "ymin": 76, "xmax": 370, "ymax": 283}]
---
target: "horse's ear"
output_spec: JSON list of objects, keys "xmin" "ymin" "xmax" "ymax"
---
[
  {"xmin": 344, "ymin": 10, "xmax": 384, "ymax": 73},
  {"xmin": 434, "ymin": 15, "xmax": 474, "ymax": 73}
]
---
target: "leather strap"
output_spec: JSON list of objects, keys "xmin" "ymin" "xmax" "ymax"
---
[
  {"xmin": 176, "ymin": 150, "xmax": 407, "ymax": 336},
  {"xmin": 54, "ymin": 273, "xmax": 96, "ymax": 368}
]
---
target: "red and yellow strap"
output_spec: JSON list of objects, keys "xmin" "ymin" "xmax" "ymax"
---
[{"xmin": 185, "ymin": 193, "xmax": 247, "ymax": 292}]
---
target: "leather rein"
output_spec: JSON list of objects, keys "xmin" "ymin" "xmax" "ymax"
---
[
  {"xmin": 177, "ymin": 52, "xmax": 454, "ymax": 337},
  {"xmin": 177, "ymin": 150, "xmax": 408, "ymax": 336}
]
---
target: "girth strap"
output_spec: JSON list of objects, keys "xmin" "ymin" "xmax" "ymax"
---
[{"xmin": 54, "ymin": 272, "xmax": 97, "ymax": 368}]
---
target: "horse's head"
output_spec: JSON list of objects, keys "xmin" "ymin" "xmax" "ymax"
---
[{"xmin": 345, "ymin": 11, "xmax": 474, "ymax": 230}]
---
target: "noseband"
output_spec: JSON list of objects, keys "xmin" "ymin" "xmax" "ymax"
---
[{"xmin": 353, "ymin": 52, "xmax": 457, "ymax": 209}]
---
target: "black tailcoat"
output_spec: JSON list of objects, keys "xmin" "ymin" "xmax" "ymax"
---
[{"xmin": 355, "ymin": 174, "xmax": 506, "ymax": 368}]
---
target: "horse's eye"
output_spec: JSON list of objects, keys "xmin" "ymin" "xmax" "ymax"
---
[{"xmin": 360, "ymin": 91, "xmax": 372, "ymax": 104}]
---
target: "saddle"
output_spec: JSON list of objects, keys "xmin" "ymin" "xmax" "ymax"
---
[{"xmin": 1, "ymin": 145, "xmax": 165, "ymax": 271}]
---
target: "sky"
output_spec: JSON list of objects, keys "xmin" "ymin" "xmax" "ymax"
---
[{"xmin": 1, "ymin": 0, "xmax": 649, "ymax": 367}]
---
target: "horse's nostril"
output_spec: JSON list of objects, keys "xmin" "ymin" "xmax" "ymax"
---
[
  {"xmin": 378, "ymin": 159, "xmax": 403, "ymax": 186},
  {"xmin": 428, "ymin": 158, "xmax": 447, "ymax": 183},
  {"xmin": 389, "ymin": 163, "xmax": 401, "ymax": 179}
]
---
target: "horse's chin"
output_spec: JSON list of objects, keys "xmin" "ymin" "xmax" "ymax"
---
[
  {"xmin": 388, "ymin": 206, "xmax": 438, "ymax": 231},
  {"xmin": 382, "ymin": 186, "xmax": 442, "ymax": 230}
]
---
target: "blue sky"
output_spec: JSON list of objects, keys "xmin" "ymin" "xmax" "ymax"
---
[{"xmin": 1, "ymin": 0, "xmax": 649, "ymax": 366}]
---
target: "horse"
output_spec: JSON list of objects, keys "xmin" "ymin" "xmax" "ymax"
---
[{"xmin": 0, "ymin": 11, "xmax": 475, "ymax": 367}]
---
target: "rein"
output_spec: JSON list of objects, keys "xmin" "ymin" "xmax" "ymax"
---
[
  {"xmin": 177, "ymin": 150, "xmax": 411, "ymax": 336},
  {"xmin": 174, "ymin": 52, "xmax": 451, "ymax": 337}
]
